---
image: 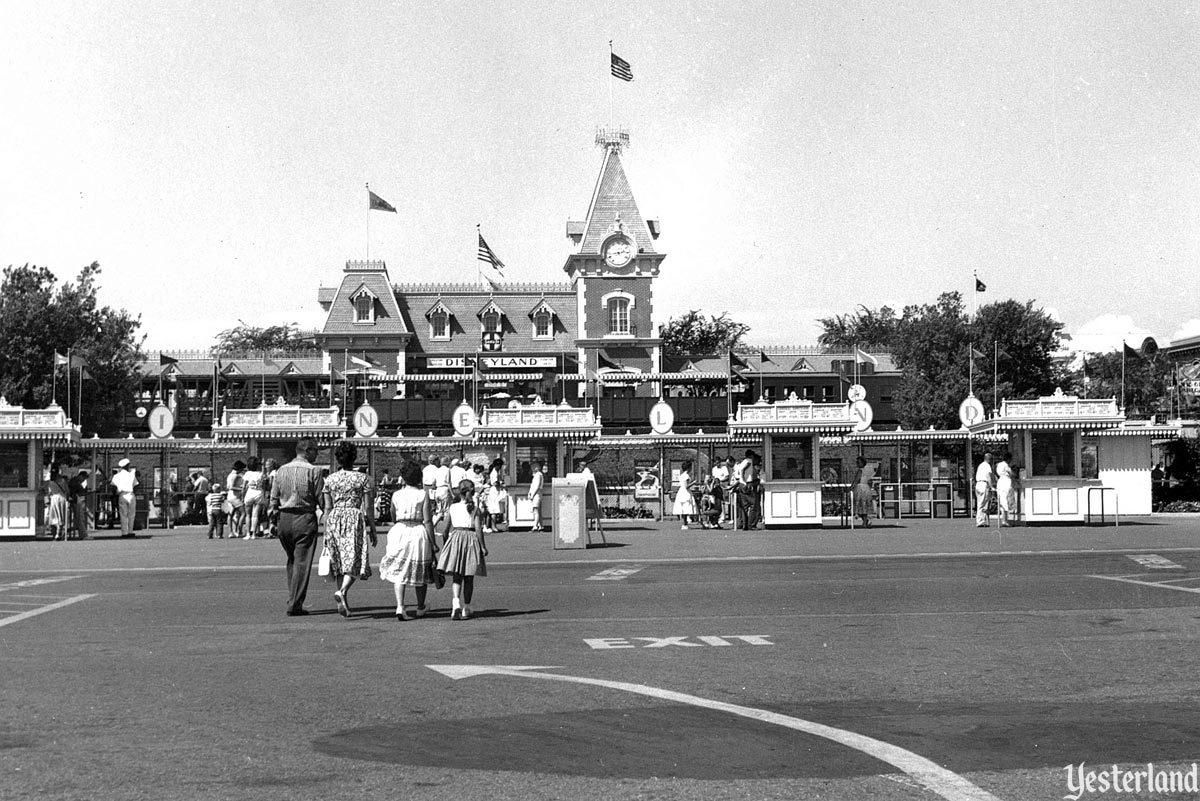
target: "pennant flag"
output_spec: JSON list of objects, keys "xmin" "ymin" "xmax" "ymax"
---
[
  {"xmin": 970, "ymin": 346, "xmax": 987, "ymax": 360},
  {"xmin": 477, "ymin": 231, "xmax": 505, "ymax": 274},
  {"xmin": 70, "ymin": 354, "xmax": 86, "ymax": 368},
  {"xmin": 348, "ymin": 354, "xmax": 374, "ymax": 369},
  {"xmin": 1123, "ymin": 343, "xmax": 1141, "ymax": 361},
  {"xmin": 598, "ymin": 352, "xmax": 622, "ymax": 371},
  {"xmin": 54, "ymin": 352, "xmax": 69, "ymax": 366},
  {"xmin": 995, "ymin": 345, "xmax": 1012, "ymax": 360},
  {"xmin": 854, "ymin": 347, "xmax": 879, "ymax": 366},
  {"xmin": 160, "ymin": 354, "xmax": 179, "ymax": 366},
  {"xmin": 369, "ymin": 190, "xmax": 397, "ymax": 213},
  {"xmin": 330, "ymin": 366, "xmax": 344, "ymax": 382},
  {"xmin": 759, "ymin": 351, "xmax": 770, "ymax": 363},
  {"xmin": 730, "ymin": 352, "xmax": 749, "ymax": 369},
  {"xmin": 975, "ymin": 277, "xmax": 987, "ymax": 292},
  {"xmin": 611, "ymin": 51, "xmax": 633, "ymax": 82},
  {"xmin": 80, "ymin": 367, "xmax": 93, "ymax": 381}
]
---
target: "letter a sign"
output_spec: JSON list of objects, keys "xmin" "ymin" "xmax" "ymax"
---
[{"xmin": 649, "ymin": 399, "xmax": 674, "ymax": 435}]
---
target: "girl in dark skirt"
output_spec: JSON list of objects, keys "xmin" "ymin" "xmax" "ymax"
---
[{"xmin": 436, "ymin": 479, "xmax": 489, "ymax": 620}]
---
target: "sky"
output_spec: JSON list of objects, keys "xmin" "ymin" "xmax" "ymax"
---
[{"xmin": 3, "ymin": 1, "xmax": 1197, "ymax": 355}]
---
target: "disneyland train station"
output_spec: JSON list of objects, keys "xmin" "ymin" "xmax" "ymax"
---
[{"xmin": 0, "ymin": 130, "xmax": 1183, "ymax": 538}]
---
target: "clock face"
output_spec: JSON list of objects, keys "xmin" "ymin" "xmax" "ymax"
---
[{"xmin": 604, "ymin": 238, "xmax": 633, "ymax": 268}]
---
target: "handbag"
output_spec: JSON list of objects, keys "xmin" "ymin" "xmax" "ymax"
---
[{"xmin": 317, "ymin": 548, "xmax": 331, "ymax": 577}]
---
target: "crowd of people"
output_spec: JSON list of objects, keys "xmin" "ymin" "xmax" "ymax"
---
[{"xmin": 671, "ymin": 450, "xmax": 766, "ymax": 531}]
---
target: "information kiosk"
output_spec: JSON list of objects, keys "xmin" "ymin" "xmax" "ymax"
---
[
  {"xmin": 0, "ymin": 399, "xmax": 79, "ymax": 538},
  {"xmin": 729, "ymin": 395, "xmax": 857, "ymax": 527},
  {"xmin": 967, "ymin": 389, "xmax": 1178, "ymax": 522},
  {"xmin": 551, "ymin": 473, "xmax": 604, "ymax": 548}
]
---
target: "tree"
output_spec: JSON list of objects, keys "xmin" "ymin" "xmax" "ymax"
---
[
  {"xmin": 0, "ymin": 263, "xmax": 145, "ymax": 436},
  {"xmin": 659, "ymin": 310, "xmax": 751, "ymax": 356},
  {"xmin": 211, "ymin": 322, "xmax": 318, "ymax": 355},
  {"xmin": 1060, "ymin": 349, "xmax": 1170, "ymax": 419},
  {"xmin": 819, "ymin": 292, "xmax": 1064, "ymax": 428},
  {"xmin": 816, "ymin": 305, "xmax": 899, "ymax": 349}
]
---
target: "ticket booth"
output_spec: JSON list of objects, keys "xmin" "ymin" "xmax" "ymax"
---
[
  {"xmin": 729, "ymin": 396, "xmax": 855, "ymax": 527},
  {"xmin": 214, "ymin": 400, "xmax": 346, "ymax": 459},
  {"xmin": 0, "ymin": 399, "xmax": 79, "ymax": 538},
  {"xmin": 470, "ymin": 399, "xmax": 601, "ymax": 529},
  {"xmin": 968, "ymin": 390, "xmax": 1178, "ymax": 522}
]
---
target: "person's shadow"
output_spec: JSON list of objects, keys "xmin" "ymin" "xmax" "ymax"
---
[{"xmin": 356, "ymin": 606, "xmax": 550, "ymax": 620}]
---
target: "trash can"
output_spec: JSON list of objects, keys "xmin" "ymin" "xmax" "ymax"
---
[{"xmin": 134, "ymin": 490, "xmax": 149, "ymax": 531}]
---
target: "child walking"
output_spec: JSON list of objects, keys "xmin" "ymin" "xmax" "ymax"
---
[{"xmin": 436, "ymin": 480, "xmax": 488, "ymax": 620}]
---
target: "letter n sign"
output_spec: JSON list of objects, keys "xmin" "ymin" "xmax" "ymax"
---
[{"xmin": 649, "ymin": 399, "xmax": 674, "ymax": 435}]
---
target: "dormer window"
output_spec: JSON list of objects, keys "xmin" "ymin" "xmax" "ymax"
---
[
  {"xmin": 601, "ymin": 290, "xmax": 635, "ymax": 337},
  {"xmin": 482, "ymin": 311, "xmax": 501, "ymax": 334},
  {"xmin": 534, "ymin": 310, "xmax": 552, "ymax": 339},
  {"xmin": 349, "ymin": 285, "xmax": 377, "ymax": 325},
  {"xmin": 529, "ymin": 298, "xmax": 557, "ymax": 341},
  {"xmin": 425, "ymin": 299, "xmax": 453, "ymax": 342}
]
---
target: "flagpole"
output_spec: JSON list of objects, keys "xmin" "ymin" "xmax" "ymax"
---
[
  {"xmin": 1121, "ymin": 342, "xmax": 1126, "ymax": 412},
  {"xmin": 67, "ymin": 348, "xmax": 73, "ymax": 421},
  {"xmin": 969, "ymin": 344, "xmax": 974, "ymax": 399},
  {"xmin": 993, "ymin": 341, "xmax": 998, "ymax": 413},
  {"xmin": 608, "ymin": 40, "xmax": 614, "ymax": 129},
  {"xmin": 52, "ymin": 354, "xmax": 57, "ymax": 405},
  {"xmin": 476, "ymin": 224, "xmax": 482, "ymax": 286},
  {"xmin": 366, "ymin": 182, "xmax": 371, "ymax": 260}
]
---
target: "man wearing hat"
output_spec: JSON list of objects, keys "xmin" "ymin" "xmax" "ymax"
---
[{"xmin": 111, "ymin": 458, "xmax": 139, "ymax": 538}]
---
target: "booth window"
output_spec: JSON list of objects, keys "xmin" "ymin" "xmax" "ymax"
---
[
  {"xmin": 770, "ymin": 438, "xmax": 812, "ymax": 480},
  {"xmin": 1080, "ymin": 438, "xmax": 1099, "ymax": 480},
  {"xmin": 0, "ymin": 444, "xmax": 29, "ymax": 488},
  {"xmin": 1030, "ymin": 431, "xmax": 1076, "ymax": 477}
]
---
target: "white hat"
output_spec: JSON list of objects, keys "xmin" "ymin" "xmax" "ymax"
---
[{"xmin": 118, "ymin": 458, "xmax": 131, "ymax": 468}]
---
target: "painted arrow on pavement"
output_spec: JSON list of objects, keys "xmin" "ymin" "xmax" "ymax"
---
[{"xmin": 427, "ymin": 664, "xmax": 1002, "ymax": 801}]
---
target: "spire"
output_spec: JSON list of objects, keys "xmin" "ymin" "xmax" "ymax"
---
[{"xmin": 575, "ymin": 130, "xmax": 656, "ymax": 255}]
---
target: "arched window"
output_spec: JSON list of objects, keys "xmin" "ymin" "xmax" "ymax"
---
[
  {"xmin": 533, "ymin": 310, "xmax": 552, "ymax": 339},
  {"xmin": 608, "ymin": 298, "xmax": 630, "ymax": 335},
  {"xmin": 483, "ymin": 311, "xmax": 501, "ymax": 334},
  {"xmin": 430, "ymin": 311, "xmax": 449, "ymax": 340},
  {"xmin": 353, "ymin": 294, "xmax": 373, "ymax": 323}
]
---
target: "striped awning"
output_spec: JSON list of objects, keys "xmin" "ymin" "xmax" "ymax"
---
[
  {"xmin": 366, "ymin": 436, "xmax": 471, "ymax": 450},
  {"xmin": 1084, "ymin": 425, "xmax": 1180, "ymax": 438},
  {"xmin": 79, "ymin": 437, "xmax": 248, "ymax": 452},
  {"xmin": 970, "ymin": 419, "xmax": 1124, "ymax": 433},
  {"xmin": 375, "ymin": 373, "xmax": 555, "ymax": 383},
  {"xmin": 475, "ymin": 428, "xmax": 599, "ymax": 442},
  {"xmin": 588, "ymin": 432, "xmax": 756, "ymax": 447},
  {"xmin": 599, "ymin": 372, "xmax": 728, "ymax": 382}
]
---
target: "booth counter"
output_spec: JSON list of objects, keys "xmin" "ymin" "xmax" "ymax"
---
[
  {"xmin": 968, "ymin": 390, "xmax": 1179, "ymax": 523},
  {"xmin": 0, "ymin": 399, "xmax": 79, "ymax": 538},
  {"xmin": 729, "ymin": 396, "xmax": 857, "ymax": 527}
]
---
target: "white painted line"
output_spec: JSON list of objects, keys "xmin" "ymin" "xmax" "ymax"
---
[
  {"xmin": 1090, "ymin": 575, "xmax": 1200, "ymax": 595},
  {"xmin": 0, "ymin": 576, "xmax": 83, "ymax": 591},
  {"xmin": 428, "ymin": 664, "xmax": 1002, "ymax": 801},
  {"xmin": 0, "ymin": 594, "xmax": 95, "ymax": 628},
  {"xmin": 587, "ymin": 565, "xmax": 644, "ymax": 581},
  {"xmin": 1126, "ymin": 554, "xmax": 1185, "ymax": 570}
]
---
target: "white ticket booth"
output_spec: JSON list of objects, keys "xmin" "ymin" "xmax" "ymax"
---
[
  {"xmin": 729, "ymin": 396, "xmax": 856, "ymax": 527},
  {"xmin": 0, "ymin": 399, "xmax": 79, "ymax": 538},
  {"xmin": 470, "ymin": 399, "xmax": 601, "ymax": 530},
  {"xmin": 968, "ymin": 390, "xmax": 1178, "ymax": 522}
]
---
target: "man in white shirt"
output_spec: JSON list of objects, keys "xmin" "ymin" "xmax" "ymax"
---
[
  {"xmin": 433, "ymin": 457, "xmax": 452, "ymax": 518},
  {"xmin": 733, "ymin": 450, "xmax": 757, "ymax": 530},
  {"xmin": 974, "ymin": 452, "xmax": 995, "ymax": 528},
  {"xmin": 448, "ymin": 458, "xmax": 468, "ymax": 492},
  {"xmin": 711, "ymin": 458, "xmax": 732, "ymax": 525},
  {"xmin": 110, "ymin": 458, "xmax": 139, "ymax": 538},
  {"xmin": 422, "ymin": 456, "xmax": 440, "ymax": 491}
]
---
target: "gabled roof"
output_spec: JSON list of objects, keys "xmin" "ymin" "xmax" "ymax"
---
[
  {"xmin": 529, "ymin": 298, "xmax": 558, "ymax": 318},
  {"xmin": 477, "ymin": 299, "xmax": 506, "ymax": 319},
  {"xmin": 579, "ymin": 148, "xmax": 656, "ymax": 255},
  {"xmin": 425, "ymin": 298, "xmax": 453, "ymax": 318},
  {"xmin": 319, "ymin": 260, "xmax": 410, "ymax": 337}
]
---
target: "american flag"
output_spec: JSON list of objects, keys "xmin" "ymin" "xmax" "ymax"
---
[
  {"xmin": 611, "ymin": 52, "xmax": 633, "ymax": 82},
  {"xmin": 477, "ymin": 232, "xmax": 505, "ymax": 275}
]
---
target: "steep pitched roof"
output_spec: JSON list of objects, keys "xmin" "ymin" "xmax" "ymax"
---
[
  {"xmin": 579, "ymin": 148, "xmax": 656, "ymax": 255},
  {"xmin": 319, "ymin": 261, "xmax": 410, "ymax": 336}
]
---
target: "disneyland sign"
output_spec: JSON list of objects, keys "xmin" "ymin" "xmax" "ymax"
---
[{"xmin": 427, "ymin": 356, "xmax": 558, "ymax": 370}]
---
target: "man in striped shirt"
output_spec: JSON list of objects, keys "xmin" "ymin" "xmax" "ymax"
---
[{"xmin": 269, "ymin": 438, "xmax": 326, "ymax": 616}]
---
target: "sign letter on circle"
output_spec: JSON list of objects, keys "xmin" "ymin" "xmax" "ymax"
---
[
  {"xmin": 451, "ymin": 402, "xmax": 478, "ymax": 437},
  {"xmin": 148, "ymin": 405, "xmax": 175, "ymax": 438},
  {"xmin": 649, "ymin": 399, "xmax": 674, "ymax": 435},
  {"xmin": 850, "ymin": 399, "xmax": 873, "ymax": 432},
  {"xmin": 353, "ymin": 404, "xmax": 378, "ymax": 438},
  {"xmin": 958, "ymin": 396, "xmax": 985, "ymax": 428}
]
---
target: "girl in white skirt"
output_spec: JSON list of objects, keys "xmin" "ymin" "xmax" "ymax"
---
[
  {"xmin": 436, "ymin": 479, "xmax": 489, "ymax": 620},
  {"xmin": 673, "ymin": 460, "xmax": 697, "ymax": 530},
  {"xmin": 378, "ymin": 460, "xmax": 438, "ymax": 620}
]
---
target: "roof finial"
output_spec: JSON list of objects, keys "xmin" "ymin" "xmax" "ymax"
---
[{"xmin": 595, "ymin": 126, "xmax": 630, "ymax": 154}]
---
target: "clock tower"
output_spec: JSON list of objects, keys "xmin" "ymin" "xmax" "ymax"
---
[{"xmin": 564, "ymin": 129, "xmax": 664, "ymax": 394}]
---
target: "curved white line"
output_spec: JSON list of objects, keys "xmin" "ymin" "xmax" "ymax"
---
[{"xmin": 428, "ymin": 665, "xmax": 1002, "ymax": 801}]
